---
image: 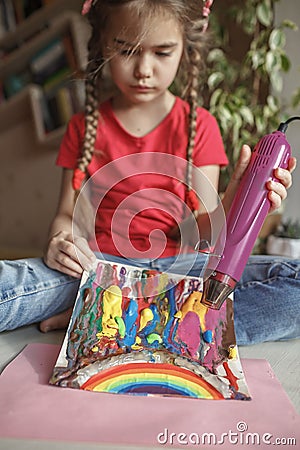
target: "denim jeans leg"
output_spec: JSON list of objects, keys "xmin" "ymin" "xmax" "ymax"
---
[
  {"xmin": 0, "ymin": 258, "xmax": 80, "ymax": 332},
  {"xmin": 152, "ymin": 253, "xmax": 207, "ymax": 277},
  {"xmin": 234, "ymin": 255, "xmax": 300, "ymax": 345}
]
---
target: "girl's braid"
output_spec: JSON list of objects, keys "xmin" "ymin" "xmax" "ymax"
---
[
  {"xmin": 186, "ymin": 48, "xmax": 201, "ymax": 188},
  {"xmin": 184, "ymin": 14, "xmax": 209, "ymax": 214},
  {"xmin": 72, "ymin": 18, "xmax": 103, "ymax": 194}
]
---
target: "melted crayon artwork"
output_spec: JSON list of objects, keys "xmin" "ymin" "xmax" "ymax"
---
[{"xmin": 50, "ymin": 260, "xmax": 251, "ymax": 400}]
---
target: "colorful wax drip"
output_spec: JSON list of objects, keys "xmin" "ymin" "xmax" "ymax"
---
[{"xmin": 50, "ymin": 260, "xmax": 251, "ymax": 400}]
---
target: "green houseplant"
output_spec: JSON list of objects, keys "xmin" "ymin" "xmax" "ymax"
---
[{"xmin": 203, "ymin": 0, "xmax": 299, "ymax": 192}]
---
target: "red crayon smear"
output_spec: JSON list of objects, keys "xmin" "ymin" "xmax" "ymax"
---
[
  {"xmin": 223, "ymin": 361, "xmax": 239, "ymax": 391},
  {"xmin": 122, "ymin": 287, "xmax": 131, "ymax": 310}
]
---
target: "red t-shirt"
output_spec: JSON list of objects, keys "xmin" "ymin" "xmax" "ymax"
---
[{"xmin": 56, "ymin": 97, "xmax": 228, "ymax": 259}]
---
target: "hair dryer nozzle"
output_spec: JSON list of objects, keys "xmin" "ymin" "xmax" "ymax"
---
[{"xmin": 201, "ymin": 273, "xmax": 236, "ymax": 310}]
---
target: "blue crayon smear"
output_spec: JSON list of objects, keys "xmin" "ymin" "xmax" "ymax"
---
[
  {"xmin": 122, "ymin": 299, "xmax": 138, "ymax": 348},
  {"xmin": 162, "ymin": 284, "xmax": 182, "ymax": 353}
]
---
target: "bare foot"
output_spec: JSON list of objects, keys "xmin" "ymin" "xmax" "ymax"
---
[{"xmin": 39, "ymin": 308, "xmax": 73, "ymax": 333}]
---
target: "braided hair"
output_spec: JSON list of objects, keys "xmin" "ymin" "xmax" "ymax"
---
[{"xmin": 73, "ymin": 0, "xmax": 214, "ymax": 216}]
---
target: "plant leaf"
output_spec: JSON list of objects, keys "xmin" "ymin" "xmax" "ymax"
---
[
  {"xmin": 280, "ymin": 54, "xmax": 291, "ymax": 72},
  {"xmin": 281, "ymin": 19, "xmax": 298, "ymax": 31},
  {"xmin": 239, "ymin": 106, "xmax": 254, "ymax": 126},
  {"xmin": 270, "ymin": 72, "xmax": 283, "ymax": 92},
  {"xmin": 207, "ymin": 72, "xmax": 225, "ymax": 90},
  {"xmin": 257, "ymin": 1, "xmax": 273, "ymax": 27},
  {"xmin": 209, "ymin": 88, "xmax": 223, "ymax": 108},
  {"xmin": 265, "ymin": 51, "xmax": 280, "ymax": 73},
  {"xmin": 269, "ymin": 29, "xmax": 286, "ymax": 50}
]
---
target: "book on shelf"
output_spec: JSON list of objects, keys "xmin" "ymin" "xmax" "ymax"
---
[
  {"xmin": 0, "ymin": 0, "xmax": 44, "ymax": 32},
  {"xmin": 3, "ymin": 69, "xmax": 31, "ymax": 98},
  {"xmin": 30, "ymin": 34, "xmax": 79, "ymax": 87},
  {"xmin": 0, "ymin": 6, "xmax": 88, "ymax": 140},
  {"xmin": 13, "ymin": 0, "xmax": 25, "ymax": 24},
  {"xmin": 55, "ymin": 85, "xmax": 73, "ymax": 125},
  {"xmin": 39, "ymin": 89, "xmax": 56, "ymax": 132},
  {"xmin": 30, "ymin": 39, "xmax": 66, "ymax": 74},
  {"xmin": 42, "ymin": 66, "xmax": 73, "ymax": 94},
  {"xmin": 0, "ymin": 0, "xmax": 17, "ymax": 34},
  {"xmin": 40, "ymin": 80, "xmax": 85, "ymax": 134},
  {"xmin": 62, "ymin": 33, "xmax": 78, "ymax": 73},
  {"xmin": 2, "ymin": 31, "xmax": 78, "ymax": 100},
  {"xmin": 31, "ymin": 53, "xmax": 69, "ymax": 85}
]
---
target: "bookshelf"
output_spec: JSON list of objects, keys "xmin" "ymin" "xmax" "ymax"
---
[{"xmin": 0, "ymin": 0, "xmax": 89, "ymax": 145}]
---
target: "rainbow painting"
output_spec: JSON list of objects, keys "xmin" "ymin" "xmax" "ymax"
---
[
  {"xmin": 80, "ymin": 363, "xmax": 224, "ymax": 399},
  {"xmin": 50, "ymin": 259, "xmax": 251, "ymax": 400}
]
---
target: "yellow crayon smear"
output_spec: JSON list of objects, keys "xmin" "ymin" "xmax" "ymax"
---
[
  {"xmin": 175, "ymin": 291, "xmax": 208, "ymax": 329},
  {"xmin": 174, "ymin": 310, "xmax": 182, "ymax": 320},
  {"xmin": 228, "ymin": 345, "xmax": 237, "ymax": 359},
  {"xmin": 99, "ymin": 285, "xmax": 123, "ymax": 338},
  {"xmin": 138, "ymin": 307, "xmax": 154, "ymax": 332},
  {"xmin": 157, "ymin": 273, "xmax": 169, "ymax": 293},
  {"xmin": 132, "ymin": 336, "xmax": 143, "ymax": 350},
  {"xmin": 192, "ymin": 292, "xmax": 208, "ymax": 330}
]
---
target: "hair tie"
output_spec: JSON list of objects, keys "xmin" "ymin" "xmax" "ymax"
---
[
  {"xmin": 202, "ymin": 0, "xmax": 214, "ymax": 18},
  {"xmin": 202, "ymin": 0, "xmax": 214, "ymax": 32},
  {"xmin": 72, "ymin": 168, "xmax": 87, "ymax": 191},
  {"xmin": 82, "ymin": 0, "xmax": 94, "ymax": 15}
]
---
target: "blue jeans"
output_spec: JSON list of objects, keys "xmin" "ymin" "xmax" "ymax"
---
[{"xmin": 0, "ymin": 254, "xmax": 299, "ymax": 345}]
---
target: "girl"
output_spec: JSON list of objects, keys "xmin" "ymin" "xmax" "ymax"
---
[{"xmin": 0, "ymin": 0, "xmax": 299, "ymax": 345}]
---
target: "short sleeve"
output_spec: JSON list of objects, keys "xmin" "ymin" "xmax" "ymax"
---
[
  {"xmin": 56, "ymin": 113, "xmax": 85, "ymax": 169},
  {"xmin": 193, "ymin": 108, "xmax": 228, "ymax": 167}
]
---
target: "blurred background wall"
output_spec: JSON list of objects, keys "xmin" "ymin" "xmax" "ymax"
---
[{"xmin": 275, "ymin": 1, "xmax": 300, "ymax": 222}]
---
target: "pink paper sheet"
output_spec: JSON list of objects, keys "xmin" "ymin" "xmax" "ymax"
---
[{"xmin": 0, "ymin": 343, "xmax": 299, "ymax": 449}]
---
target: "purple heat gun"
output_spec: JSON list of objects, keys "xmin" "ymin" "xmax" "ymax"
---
[{"xmin": 201, "ymin": 116, "xmax": 300, "ymax": 310}]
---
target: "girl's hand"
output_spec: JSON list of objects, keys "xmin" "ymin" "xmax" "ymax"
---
[
  {"xmin": 223, "ymin": 144, "xmax": 297, "ymax": 214},
  {"xmin": 44, "ymin": 231, "xmax": 96, "ymax": 278},
  {"xmin": 266, "ymin": 156, "xmax": 297, "ymax": 213}
]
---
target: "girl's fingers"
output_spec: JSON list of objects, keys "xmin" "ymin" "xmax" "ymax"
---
[
  {"xmin": 231, "ymin": 145, "xmax": 252, "ymax": 183},
  {"xmin": 45, "ymin": 231, "xmax": 96, "ymax": 276},
  {"xmin": 266, "ymin": 179, "xmax": 287, "ymax": 201},
  {"xmin": 288, "ymin": 156, "xmax": 297, "ymax": 174},
  {"xmin": 57, "ymin": 236, "xmax": 95, "ymax": 272},
  {"xmin": 267, "ymin": 190, "xmax": 282, "ymax": 213},
  {"xmin": 52, "ymin": 256, "xmax": 83, "ymax": 278},
  {"xmin": 267, "ymin": 156, "xmax": 297, "ymax": 212},
  {"xmin": 273, "ymin": 157, "xmax": 297, "ymax": 188}
]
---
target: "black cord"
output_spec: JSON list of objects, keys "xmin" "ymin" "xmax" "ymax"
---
[{"xmin": 278, "ymin": 116, "xmax": 300, "ymax": 133}]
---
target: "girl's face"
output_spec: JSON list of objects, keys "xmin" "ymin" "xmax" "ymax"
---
[{"xmin": 105, "ymin": 8, "xmax": 184, "ymax": 104}]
